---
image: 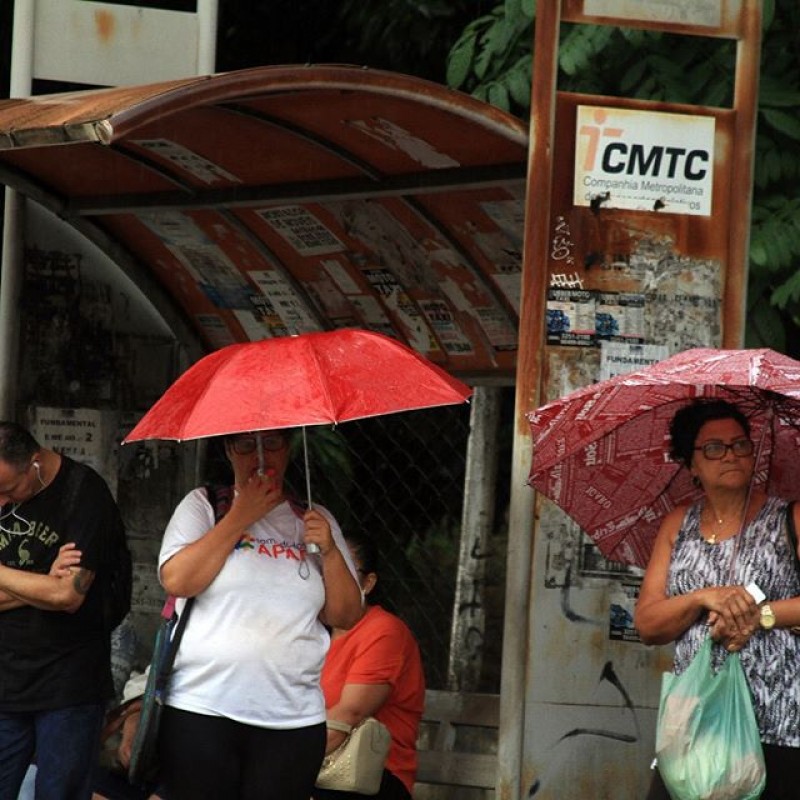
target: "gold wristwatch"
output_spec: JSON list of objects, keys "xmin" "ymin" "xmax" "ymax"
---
[{"xmin": 760, "ymin": 603, "xmax": 776, "ymax": 630}]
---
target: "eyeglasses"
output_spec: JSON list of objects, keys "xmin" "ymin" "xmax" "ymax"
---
[
  {"xmin": 693, "ymin": 438, "xmax": 754, "ymax": 460},
  {"xmin": 231, "ymin": 434, "xmax": 287, "ymax": 455}
]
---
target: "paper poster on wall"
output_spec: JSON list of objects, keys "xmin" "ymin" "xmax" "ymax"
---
[
  {"xmin": 257, "ymin": 206, "xmax": 345, "ymax": 256},
  {"xmin": 491, "ymin": 273, "xmax": 521, "ymax": 315},
  {"xmin": 417, "ymin": 299, "xmax": 474, "ymax": 356},
  {"xmin": 546, "ymin": 289, "xmax": 596, "ymax": 347},
  {"xmin": 29, "ymin": 407, "xmax": 111, "ymax": 480},
  {"xmin": 599, "ymin": 342, "xmax": 670, "ymax": 381},
  {"xmin": 480, "ymin": 198, "xmax": 526, "ymax": 251},
  {"xmin": 438, "ymin": 277, "xmax": 517, "ymax": 351},
  {"xmin": 362, "ymin": 268, "xmax": 438, "ymax": 354},
  {"xmin": 349, "ymin": 295, "xmax": 397, "ymax": 338},
  {"xmin": 194, "ymin": 314, "xmax": 237, "ymax": 349},
  {"xmin": 139, "ymin": 212, "xmax": 251, "ymax": 308},
  {"xmin": 320, "ymin": 258, "xmax": 363, "ymax": 296},
  {"xmin": 642, "ymin": 254, "xmax": 722, "ymax": 352},
  {"xmin": 233, "ymin": 305, "xmax": 277, "ymax": 341},
  {"xmin": 171, "ymin": 244, "xmax": 251, "ymax": 308},
  {"xmin": 132, "ymin": 140, "xmax": 241, "ymax": 184},
  {"xmin": 595, "ymin": 292, "xmax": 646, "ymax": 342},
  {"xmin": 347, "ymin": 118, "xmax": 459, "ymax": 169},
  {"xmin": 325, "ymin": 200, "xmax": 440, "ymax": 293},
  {"xmin": 574, "ymin": 106, "xmax": 715, "ymax": 216},
  {"xmin": 139, "ymin": 211, "xmax": 211, "ymax": 248},
  {"xmin": 608, "ymin": 583, "xmax": 642, "ymax": 644},
  {"xmin": 248, "ymin": 270, "xmax": 320, "ymax": 333}
]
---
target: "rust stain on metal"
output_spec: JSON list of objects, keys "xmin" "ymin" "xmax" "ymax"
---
[{"xmin": 94, "ymin": 10, "xmax": 116, "ymax": 44}]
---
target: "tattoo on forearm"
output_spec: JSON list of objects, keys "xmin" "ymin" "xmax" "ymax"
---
[{"xmin": 72, "ymin": 569, "xmax": 93, "ymax": 596}]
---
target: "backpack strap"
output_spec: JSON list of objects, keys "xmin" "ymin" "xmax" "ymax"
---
[
  {"xmin": 205, "ymin": 484, "xmax": 234, "ymax": 522},
  {"xmin": 159, "ymin": 485, "xmax": 234, "ymax": 627},
  {"xmin": 785, "ymin": 502, "xmax": 800, "ymax": 636}
]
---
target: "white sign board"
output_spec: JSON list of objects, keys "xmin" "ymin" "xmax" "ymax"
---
[
  {"xmin": 33, "ymin": 0, "xmax": 201, "ymax": 86},
  {"xmin": 574, "ymin": 106, "xmax": 716, "ymax": 216},
  {"xmin": 583, "ymin": 0, "xmax": 722, "ymax": 27}
]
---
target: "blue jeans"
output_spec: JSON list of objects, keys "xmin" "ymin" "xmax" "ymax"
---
[{"xmin": 0, "ymin": 703, "xmax": 105, "ymax": 800}]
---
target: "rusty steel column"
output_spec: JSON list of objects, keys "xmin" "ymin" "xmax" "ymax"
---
[
  {"xmin": 498, "ymin": 1, "xmax": 561, "ymax": 796},
  {"xmin": 723, "ymin": 0, "xmax": 762, "ymax": 348}
]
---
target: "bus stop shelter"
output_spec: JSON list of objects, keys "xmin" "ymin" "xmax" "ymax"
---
[{"xmin": 0, "ymin": 0, "xmax": 763, "ymax": 785}]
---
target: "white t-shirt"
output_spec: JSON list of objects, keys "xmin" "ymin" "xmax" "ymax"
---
[{"xmin": 158, "ymin": 488, "xmax": 356, "ymax": 729}]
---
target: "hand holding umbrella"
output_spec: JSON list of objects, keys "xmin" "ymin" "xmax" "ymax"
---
[{"xmin": 302, "ymin": 508, "xmax": 336, "ymax": 556}]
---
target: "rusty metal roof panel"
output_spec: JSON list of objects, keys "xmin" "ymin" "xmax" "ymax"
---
[{"xmin": 0, "ymin": 65, "xmax": 530, "ymax": 379}]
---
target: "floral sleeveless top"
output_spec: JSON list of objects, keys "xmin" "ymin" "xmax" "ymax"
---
[{"xmin": 667, "ymin": 496, "xmax": 800, "ymax": 746}]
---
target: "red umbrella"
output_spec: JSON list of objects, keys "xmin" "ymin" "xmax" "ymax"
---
[
  {"xmin": 528, "ymin": 348, "xmax": 800, "ymax": 568},
  {"xmin": 124, "ymin": 329, "xmax": 472, "ymax": 534},
  {"xmin": 125, "ymin": 329, "xmax": 471, "ymax": 440}
]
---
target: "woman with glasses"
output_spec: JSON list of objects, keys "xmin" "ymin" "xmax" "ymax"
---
[
  {"xmin": 635, "ymin": 399, "xmax": 800, "ymax": 800},
  {"xmin": 155, "ymin": 429, "xmax": 363, "ymax": 800}
]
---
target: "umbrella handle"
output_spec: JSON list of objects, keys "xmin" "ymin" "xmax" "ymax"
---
[{"xmin": 303, "ymin": 427, "xmax": 320, "ymax": 555}]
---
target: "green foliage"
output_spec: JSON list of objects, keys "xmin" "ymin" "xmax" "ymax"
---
[
  {"xmin": 319, "ymin": 0, "xmax": 485, "ymax": 82},
  {"xmin": 445, "ymin": 0, "xmax": 800, "ymax": 354},
  {"xmin": 285, "ymin": 426, "xmax": 354, "ymax": 522}
]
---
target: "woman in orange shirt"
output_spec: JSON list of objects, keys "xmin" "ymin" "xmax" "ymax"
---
[{"xmin": 315, "ymin": 532, "xmax": 425, "ymax": 800}]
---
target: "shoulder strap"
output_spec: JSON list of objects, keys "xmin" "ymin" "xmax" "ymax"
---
[
  {"xmin": 787, "ymin": 501, "xmax": 799, "ymax": 575},
  {"xmin": 205, "ymin": 483, "xmax": 234, "ymax": 521},
  {"xmin": 160, "ymin": 484, "xmax": 235, "ymax": 662}
]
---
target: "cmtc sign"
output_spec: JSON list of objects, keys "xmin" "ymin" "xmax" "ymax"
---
[{"xmin": 574, "ymin": 106, "xmax": 715, "ymax": 216}]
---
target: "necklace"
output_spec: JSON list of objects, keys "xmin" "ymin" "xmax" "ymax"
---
[{"xmin": 703, "ymin": 498, "xmax": 746, "ymax": 545}]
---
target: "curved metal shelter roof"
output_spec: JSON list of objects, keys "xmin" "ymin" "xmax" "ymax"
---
[{"xmin": 0, "ymin": 65, "xmax": 529, "ymax": 380}]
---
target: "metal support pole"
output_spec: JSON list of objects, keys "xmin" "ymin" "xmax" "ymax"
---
[
  {"xmin": 0, "ymin": 0, "xmax": 35, "ymax": 420},
  {"xmin": 196, "ymin": 0, "xmax": 219, "ymax": 74},
  {"xmin": 447, "ymin": 385, "xmax": 501, "ymax": 692},
  {"xmin": 723, "ymin": 0, "xmax": 762, "ymax": 347},
  {"xmin": 498, "ymin": 0, "xmax": 561, "ymax": 796}
]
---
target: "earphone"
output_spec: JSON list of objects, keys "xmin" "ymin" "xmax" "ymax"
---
[{"xmin": 32, "ymin": 459, "xmax": 45, "ymax": 491}]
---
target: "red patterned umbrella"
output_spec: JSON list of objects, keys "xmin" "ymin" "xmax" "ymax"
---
[{"xmin": 528, "ymin": 348, "xmax": 800, "ymax": 567}]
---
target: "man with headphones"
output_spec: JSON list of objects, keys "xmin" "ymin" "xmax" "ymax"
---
[{"xmin": 0, "ymin": 421, "xmax": 126, "ymax": 800}]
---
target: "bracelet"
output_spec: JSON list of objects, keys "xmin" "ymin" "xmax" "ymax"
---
[{"xmin": 325, "ymin": 719, "xmax": 352, "ymax": 734}]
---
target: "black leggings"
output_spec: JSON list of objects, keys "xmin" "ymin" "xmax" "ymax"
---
[
  {"xmin": 645, "ymin": 743, "xmax": 800, "ymax": 800},
  {"xmin": 158, "ymin": 706, "xmax": 326, "ymax": 800},
  {"xmin": 313, "ymin": 768, "xmax": 412, "ymax": 800}
]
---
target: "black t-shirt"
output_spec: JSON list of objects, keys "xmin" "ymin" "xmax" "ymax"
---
[{"xmin": 0, "ymin": 456, "xmax": 122, "ymax": 711}]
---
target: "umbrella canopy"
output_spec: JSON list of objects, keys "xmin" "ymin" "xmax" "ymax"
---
[
  {"xmin": 124, "ymin": 328, "xmax": 472, "ymax": 442},
  {"xmin": 528, "ymin": 347, "xmax": 800, "ymax": 568}
]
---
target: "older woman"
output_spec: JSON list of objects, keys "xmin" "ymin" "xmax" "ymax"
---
[
  {"xmin": 635, "ymin": 399, "xmax": 800, "ymax": 800},
  {"xmin": 156, "ymin": 429, "xmax": 363, "ymax": 800}
]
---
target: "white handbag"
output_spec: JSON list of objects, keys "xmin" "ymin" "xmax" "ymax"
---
[{"xmin": 315, "ymin": 717, "xmax": 391, "ymax": 795}]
